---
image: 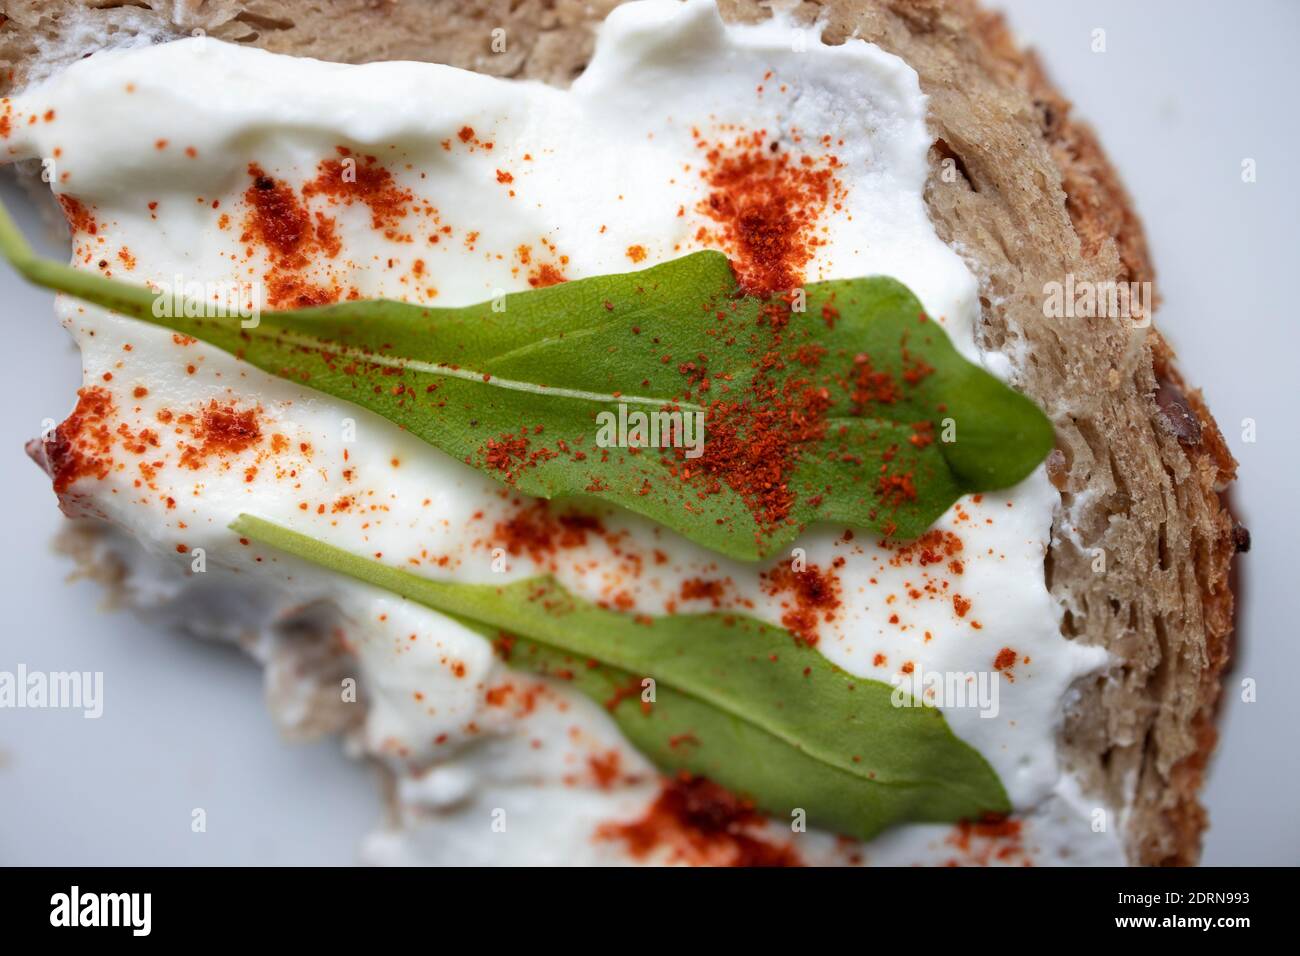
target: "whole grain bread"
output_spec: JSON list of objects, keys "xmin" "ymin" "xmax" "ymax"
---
[{"xmin": 0, "ymin": 0, "xmax": 1241, "ymax": 865}]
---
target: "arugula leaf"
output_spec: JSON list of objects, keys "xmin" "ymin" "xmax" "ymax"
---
[
  {"xmin": 0, "ymin": 196, "xmax": 1053, "ymax": 561},
  {"xmin": 232, "ymin": 513, "xmax": 1011, "ymax": 841}
]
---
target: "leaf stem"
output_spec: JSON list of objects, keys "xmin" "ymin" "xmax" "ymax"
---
[{"xmin": 0, "ymin": 192, "xmax": 165, "ymax": 321}]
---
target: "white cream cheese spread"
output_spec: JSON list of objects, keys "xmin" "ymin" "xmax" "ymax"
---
[{"xmin": 2, "ymin": 0, "xmax": 1122, "ymax": 864}]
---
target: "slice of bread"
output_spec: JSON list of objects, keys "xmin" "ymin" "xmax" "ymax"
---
[{"xmin": 0, "ymin": 0, "xmax": 1241, "ymax": 865}]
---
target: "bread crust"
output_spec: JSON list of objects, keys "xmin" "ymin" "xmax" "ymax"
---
[{"xmin": 0, "ymin": 0, "xmax": 1240, "ymax": 865}]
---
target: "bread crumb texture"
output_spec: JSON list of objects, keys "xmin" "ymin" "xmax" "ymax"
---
[{"xmin": 1, "ymin": 0, "xmax": 1239, "ymax": 865}]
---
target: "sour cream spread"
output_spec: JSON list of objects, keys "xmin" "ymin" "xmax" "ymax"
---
[{"xmin": 1, "ymin": 0, "xmax": 1121, "ymax": 864}]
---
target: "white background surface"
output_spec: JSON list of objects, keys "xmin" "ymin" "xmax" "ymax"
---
[{"xmin": 1, "ymin": 0, "xmax": 1296, "ymax": 865}]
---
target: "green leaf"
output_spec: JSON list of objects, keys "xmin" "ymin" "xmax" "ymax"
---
[
  {"xmin": 231, "ymin": 513, "xmax": 1011, "ymax": 842},
  {"xmin": 0, "ymin": 195, "xmax": 1053, "ymax": 561}
]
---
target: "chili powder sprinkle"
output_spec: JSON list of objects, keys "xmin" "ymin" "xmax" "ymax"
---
[
  {"xmin": 696, "ymin": 129, "xmax": 844, "ymax": 296},
  {"xmin": 597, "ymin": 773, "xmax": 801, "ymax": 867},
  {"xmin": 761, "ymin": 560, "xmax": 843, "ymax": 646}
]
